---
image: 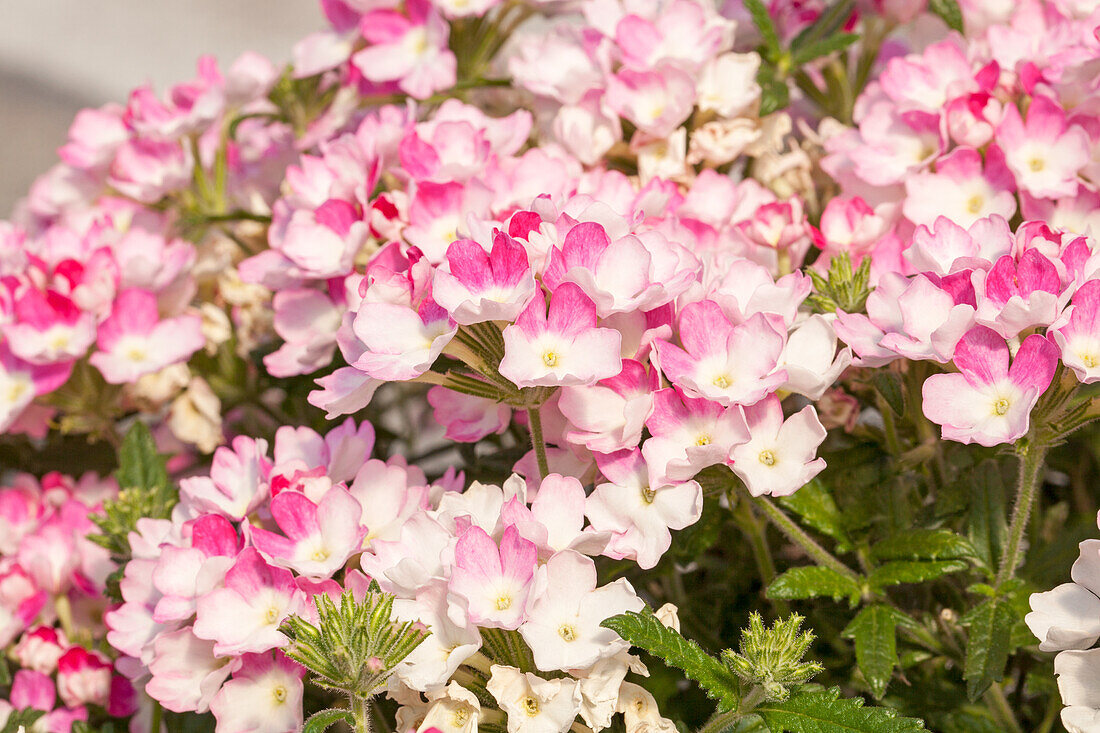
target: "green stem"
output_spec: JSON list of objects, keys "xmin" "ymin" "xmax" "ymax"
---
[
  {"xmin": 732, "ymin": 499, "xmax": 788, "ymax": 613},
  {"xmin": 351, "ymin": 694, "xmax": 372, "ymax": 733},
  {"xmin": 150, "ymin": 700, "xmax": 163, "ymax": 733},
  {"xmin": 54, "ymin": 593, "xmax": 75, "ymax": 640},
  {"xmin": 994, "ymin": 440, "xmax": 1049, "ymax": 587},
  {"xmin": 753, "ymin": 494, "xmax": 861, "ymax": 584},
  {"xmin": 528, "ymin": 407, "xmax": 550, "ymax": 479},
  {"xmin": 697, "ymin": 708, "xmax": 744, "ymax": 733},
  {"xmin": 985, "ymin": 682, "xmax": 1023, "ymax": 733}
]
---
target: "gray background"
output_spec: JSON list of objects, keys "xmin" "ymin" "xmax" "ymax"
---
[{"xmin": 0, "ymin": 1, "xmax": 324, "ymax": 214}]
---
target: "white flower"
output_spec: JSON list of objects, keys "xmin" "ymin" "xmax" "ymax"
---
[{"xmin": 487, "ymin": 665, "xmax": 580, "ymax": 733}]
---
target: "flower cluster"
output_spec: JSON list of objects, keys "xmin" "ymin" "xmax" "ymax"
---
[{"xmin": 0, "ymin": 471, "xmax": 136, "ymax": 729}]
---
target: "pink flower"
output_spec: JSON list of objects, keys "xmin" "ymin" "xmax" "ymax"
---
[
  {"xmin": 263, "ymin": 289, "xmax": 343, "ymax": 378},
  {"xmin": 146, "ymin": 629, "xmax": 235, "ymax": 713},
  {"xmin": 2, "ymin": 290, "xmax": 96, "ymax": 366},
  {"xmin": 655, "ymin": 303, "xmax": 786, "ymax": 407},
  {"xmin": 88, "ymin": 289, "xmax": 204, "ymax": 384},
  {"xmin": 903, "ymin": 147, "xmax": 1017, "ymax": 229},
  {"xmin": 500, "ymin": 474, "xmax": 609, "ymax": 557},
  {"xmin": 904, "ymin": 216, "xmax": 1013, "ymax": 276},
  {"xmin": 56, "ymin": 647, "xmax": 111, "ymax": 709},
  {"xmin": 432, "ymin": 232, "xmax": 537, "ymax": 325},
  {"xmin": 604, "ymin": 67, "xmax": 695, "ymax": 138},
  {"xmin": 13, "ymin": 626, "xmax": 68, "ymax": 674},
  {"xmin": 1053, "ymin": 279, "xmax": 1100, "ymax": 383},
  {"xmin": 834, "ymin": 273, "xmax": 976, "ymax": 366},
  {"xmin": 428, "ymin": 387, "xmax": 511, "ymax": 443},
  {"xmin": 641, "ymin": 387, "xmax": 749, "ymax": 486},
  {"xmin": 192, "ymin": 548, "xmax": 309, "ymax": 656},
  {"xmin": 587, "ymin": 449, "xmax": 702, "ymax": 570},
  {"xmin": 559, "ymin": 359, "xmax": 657, "ymax": 453},
  {"xmin": 811, "ymin": 196, "xmax": 890, "ymax": 259},
  {"xmin": 974, "ymin": 249, "xmax": 1066, "ymax": 338},
  {"xmin": 249, "ymin": 486, "xmax": 366, "ymax": 579},
  {"xmin": 108, "ymin": 139, "xmax": 193, "ymax": 203},
  {"xmin": 179, "ymin": 437, "xmax": 272, "ymax": 521},
  {"xmin": 499, "ymin": 284, "xmax": 622, "ymax": 388},
  {"xmin": 449, "ymin": 525, "xmax": 538, "ymax": 630},
  {"xmin": 352, "ymin": 0, "xmax": 457, "ymax": 99},
  {"xmin": 209, "ymin": 652, "xmax": 304, "ymax": 733},
  {"xmin": 995, "ymin": 96, "xmax": 1089, "ymax": 199},
  {"xmin": 922, "ymin": 326, "xmax": 1059, "ymax": 447},
  {"xmin": 519, "ymin": 551, "xmax": 643, "ymax": 672},
  {"xmin": 735, "ymin": 199, "xmax": 809, "ymax": 253},
  {"xmin": 0, "ymin": 345, "xmax": 71, "ymax": 433},
  {"xmin": 730, "ymin": 396, "xmax": 826, "ymax": 497},
  {"xmin": 350, "ymin": 297, "xmax": 456, "ymax": 381},
  {"xmin": 543, "ymin": 222, "xmax": 700, "ymax": 317}
]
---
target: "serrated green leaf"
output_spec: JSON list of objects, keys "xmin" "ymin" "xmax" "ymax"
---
[
  {"xmin": 928, "ymin": 0, "xmax": 964, "ymax": 33},
  {"xmin": 790, "ymin": 0, "xmax": 855, "ymax": 51},
  {"xmin": 842, "ymin": 605, "xmax": 913, "ymax": 699},
  {"xmin": 304, "ymin": 708, "xmax": 355, "ymax": 733},
  {"xmin": 759, "ymin": 78, "xmax": 791, "ymax": 116},
  {"xmin": 871, "ymin": 372, "xmax": 906, "ymax": 418},
  {"xmin": 870, "ymin": 529, "xmax": 977, "ymax": 563},
  {"xmin": 791, "ymin": 32, "xmax": 858, "ymax": 66},
  {"xmin": 967, "ymin": 461, "xmax": 1007, "ymax": 572},
  {"xmin": 743, "ymin": 0, "xmax": 782, "ymax": 60},
  {"xmin": 756, "ymin": 687, "xmax": 926, "ymax": 732},
  {"xmin": 868, "ymin": 560, "xmax": 969, "ymax": 590},
  {"xmin": 117, "ymin": 421, "xmax": 169, "ymax": 491},
  {"xmin": 778, "ymin": 480, "xmax": 851, "ymax": 551},
  {"xmin": 961, "ymin": 597, "xmax": 1014, "ymax": 700},
  {"xmin": 601, "ymin": 610, "xmax": 744, "ymax": 711},
  {"xmin": 768, "ymin": 567, "xmax": 861, "ymax": 602}
]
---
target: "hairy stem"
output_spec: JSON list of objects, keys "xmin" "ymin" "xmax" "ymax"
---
[
  {"xmin": 528, "ymin": 406, "xmax": 550, "ymax": 479},
  {"xmin": 995, "ymin": 440, "xmax": 1049, "ymax": 587},
  {"xmin": 753, "ymin": 494, "xmax": 861, "ymax": 584},
  {"xmin": 351, "ymin": 694, "xmax": 373, "ymax": 733},
  {"xmin": 985, "ymin": 682, "xmax": 1023, "ymax": 733}
]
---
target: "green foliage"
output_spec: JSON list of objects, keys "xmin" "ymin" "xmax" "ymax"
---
[
  {"xmin": 841, "ymin": 605, "xmax": 914, "ymax": 699},
  {"xmin": 791, "ymin": 33, "xmax": 858, "ymax": 66},
  {"xmin": 1, "ymin": 710, "xmax": 46, "ymax": 733},
  {"xmin": 281, "ymin": 583, "xmax": 430, "ymax": 698},
  {"xmin": 601, "ymin": 609, "xmax": 744, "ymax": 711},
  {"xmin": 88, "ymin": 421, "xmax": 177, "ymax": 601},
  {"xmin": 871, "ymin": 372, "xmax": 906, "ymax": 419},
  {"xmin": 303, "ymin": 709, "xmax": 355, "ymax": 733},
  {"xmin": 928, "ymin": 0, "xmax": 965, "ymax": 33},
  {"xmin": 722, "ymin": 614, "xmax": 824, "ymax": 702},
  {"xmin": 961, "ymin": 596, "xmax": 1016, "ymax": 700},
  {"xmin": 755, "ymin": 687, "xmax": 926, "ymax": 732},
  {"xmin": 807, "ymin": 253, "xmax": 873, "ymax": 314},
  {"xmin": 777, "ymin": 481, "xmax": 852, "ymax": 552},
  {"xmin": 768, "ymin": 567, "xmax": 860, "ymax": 604},
  {"xmin": 743, "ymin": 0, "xmax": 782, "ymax": 63}
]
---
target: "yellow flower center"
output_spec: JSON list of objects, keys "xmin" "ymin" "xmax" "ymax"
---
[
  {"xmin": 452, "ymin": 707, "xmax": 470, "ymax": 727},
  {"xmin": 558, "ymin": 624, "xmax": 578, "ymax": 642},
  {"xmin": 992, "ymin": 397, "xmax": 1010, "ymax": 416},
  {"xmin": 522, "ymin": 696, "xmax": 540, "ymax": 716},
  {"xmin": 712, "ymin": 375, "xmax": 731, "ymax": 389},
  {"xmin": 127, "ymin": 347, "xmax": 147, "ymax": 362},
  {"xmin": 641, "ymin": 487, "xmax": 656, "ymax": 504},
  {"xmin": 695, "ymin": 434, "xmax": 712, "ymax": 446},
  {"xmin": 272, "ymin": 685, "xmax": 287, "ymax": 703},
  {"xmin": 265, "ymin": 606, "xmax": 280, "ymax": 624},
  {"xmin": 758, "ymin": 449, "xmax": 777, "ymax": 466},
  {"xmin": 495, "ymin": 595, "xmax": 512, "ymax": 611},
  {"xmin": 1029, "ymin": 157, "xmax": 1045, "ymax": 172},
  {"xmin": 1081, "ymin": 352, "xmax": 1098, "ymax": 369},
  {"xmin": 312, "ymin": 548, "xmax": 330, "ymax": 562},
  {"xmin": 966, "ymin": 195, "xmax": 983, "ymax": 214},
  {"xmin": 542, "ymin": 351, "xmax": 558, "ymax": 367}
]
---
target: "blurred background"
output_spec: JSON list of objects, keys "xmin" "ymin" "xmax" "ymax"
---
[{"xmin": 0, "ymin": 1, "xmax": 324, "ymax": 214}]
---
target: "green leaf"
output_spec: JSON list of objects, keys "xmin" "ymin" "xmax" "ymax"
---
[
  {"xmin": 601, "ymin": 610, "xmax": 743, "ymax": 711},
  {"xmin": 868, "ymin": 560, "xmax": 969, "ymax": 590},
  {"xmin": 961, "ymin": 597, "xmax": 1015, "ymax": 700},
  {"xmin": 303, "ymin": 709, "xmax": 355, "ymax": 733},
  {"xmin": 116, "ymin": 421, "xmax": 169, "ymax": 492},
  {"xmin": 871, "ymin": 372, "xmax": 906, "ymax": 418},
  {"xmin": 768, "ymin": 567, "xmax": 861, "ymax": 602},
  {"xmin": 743, "ymin": 0, "xmax": 782, "ymax": 61},
  {"xmin": 0, "ymin": 659, "xmax": 9, "ymax": 685},
  {"xmin": 778, "ymin": 480, "xmax": 851, "ymax": 552},
  {"xmin": 757, "ymin": 64, "xmax": 791, "ymax": 115},
  {"xmin": 790, "ymin": 0, "xmax": 855, "ymax": 51},
  {"xmin": 967, "ymin": 461, "xmax": 1008, "ymax": 571},
  {"xmin": 928, "ymin": 0, "xmax": 964, "ymax": 33},
  {"xmin": 870, "ymin": 529, "xmax": 977, "ymax": 563},
  {"xmin": 842, "ymin": 605, "xmax": 913, "ymax": 699},
  {"xmin": 1, "ymin": 709, "xmax": 47, "ymax": 733},
  {"xmin": 756, "ymin": 687, "xmax": 926, "ymax": 732},
  {"xmin": 791, "ymin": 33, "xmax": 858, "ymax": 66}
]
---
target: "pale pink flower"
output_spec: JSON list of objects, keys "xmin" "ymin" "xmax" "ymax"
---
[
  {"xmin": 2, "ymin": 290, "xmax": 96, "ymax": 366},
  {"xmin": 519, "ymin": 551, "xmax": 644, "ymax": 672},
  {"xmin": 973, "ymin": 249, "xmax": 1066, "ymax": 338},
  {"xmin": 1054, "ymin": 280, "xmax": 1100, "ymax": 383},
  {"xmin": 500, "ymin": 474, "xmax": 609, "ymax": 557},
  {"xmin": 209, "ymin": 652, "xmax": 304, "ymax": 733},
  {"xmin": 587, "ymin": 449, "xmax": 702, "ymax": 570},
  {"xmin": 249, "ymin": 486, "xmax": 366, "ymax": 579},
  {"xmin": 559, "ymin": 359, "xmax": 657, "ymax": 453},
  {"xmin": 393, "ymin": 582, "xmax": 481, "ymax": 690},
  {"xmin": 903, "ymin": 147, "xmax": 1017, "ymax": 229},
  {"xmin": 432, "ymin": 232, "xmax": 537, "ymax": 325},
  {"xmin": 655, "ymin": 303, "xmax": 786, "ymax": 407},
  {"xmin": 56, "ymin": 647, "xmax": 112, "ymax": 709},
  {"xmin": 192, "ymin": 548, "xmax": 309, "ymax": 656},
  {"xmin": 995, "ymin": 96, "xmax": 1089, "ymax": 199},
  {"xmin": 89, "ymin": 289, "xmax": 204, "ymax": 385},
  {"xmin": 922, "ymin": 327, "xmax": 1060, "ymax": 447},
  {"xmin": 350, "ymin": 297, "xmax": 456, "ymax": 381},
  {"xmin": 13, "ymin": 626, "xmax": 68, "ymax": 674},
  {"xmin": 145, "ymin": 628, "xmax": 235, "ymax": 713},
  {"xmin": 179, "ymin": 437, "xmax": 272, "ymax": 521},
  {"xmin": 904, "ymin": 215, "xmax": 1014, "ymax": 276},
  {"xmin": 449, "ymin": 525, "xmax": 538, "ymax": 630},
  {"xmin": 730, "ymin": 396, "xmax": 826, "ymax": 497},
  {"xmin": 499, "ymin": 284, "xmax": 622, "ymax": 389},
  {"xmin": 641, "ymin": 387, "xmax": 749, "ymax": 486},
  {"xmin": 353, "ymin": 0, "xmax": 457, "ymax": 99},
  {"xmin": 604, "ymin": 67, "xmax": 695, "ymax": 139}
]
